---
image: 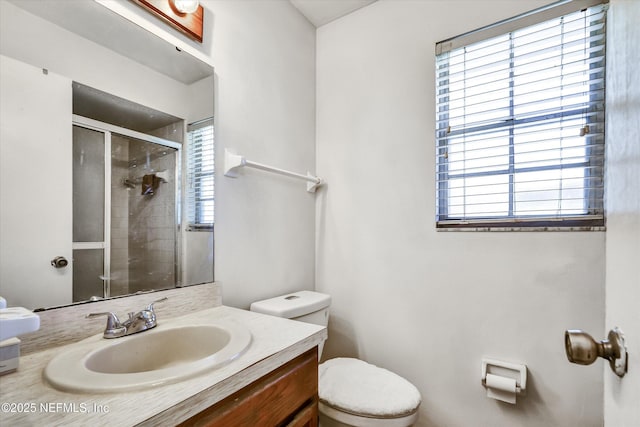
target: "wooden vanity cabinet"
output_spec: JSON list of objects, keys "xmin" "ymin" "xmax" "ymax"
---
[{"xmin": 180, "ymin": 348, "xmax": 319, "ymax": 427}]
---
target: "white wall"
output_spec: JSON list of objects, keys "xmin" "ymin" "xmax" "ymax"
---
[
  {"xmin": 316, "ymin": 1, "xmax": 605, "ymax": 426},
  {"xmin": 203, "ymin": 0, "xmax": 317, "ymax": 307},
  {"xmin": 604, "ymin": 1, "xmax": 640, "ymax": 425}
]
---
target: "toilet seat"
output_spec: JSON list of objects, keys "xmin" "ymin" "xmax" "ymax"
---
[{"xmin": 318, "ymin": 358, "xmax": 421, "ymax": 426}]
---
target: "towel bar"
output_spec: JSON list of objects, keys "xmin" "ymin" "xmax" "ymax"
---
[{"xmin": 223, "ymin": 149, "xmax": 325, "ymax": 193}]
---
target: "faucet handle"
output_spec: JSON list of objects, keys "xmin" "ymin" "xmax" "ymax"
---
[
  {"xmin": 86, "ymin": 312, "xmax": 121, "ymax": 328},
  {"xmin": 146, "ymin": 297, "xmax": 168, "ymax": 313},
  {"xmin": 86, "ymin": 312, "xmax": 127, "ymax": 339}
]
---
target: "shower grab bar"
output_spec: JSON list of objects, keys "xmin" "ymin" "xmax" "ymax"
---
[{"xmin": 223, "ymin": 149, "xmax": 325, "ymax": 193}]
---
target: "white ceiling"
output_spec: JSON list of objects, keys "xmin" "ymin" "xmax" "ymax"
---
[{"xmin": 289, "ymin": 0, "xmax": 377, "ymax": 27}]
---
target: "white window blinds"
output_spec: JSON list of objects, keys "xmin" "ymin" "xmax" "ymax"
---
[
  {"xmin": 435, "ymin": 2, "xmax": 607, "ymax": 230},
  {"xmin": 186, "ymin": 118, "xmax": 214, "ymax": 230}
]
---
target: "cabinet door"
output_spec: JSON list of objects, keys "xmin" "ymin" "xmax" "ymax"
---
[
  {"xmin": 181, "ymin": 348, "xmax": 318, "ymax": 427},
  {"xmin": 0, "ymin": 55, "xmax": 73, "ymax": 309},
  {"xmin": 284, "ymin": 399, "xmax": 318, "ymax": 427}
]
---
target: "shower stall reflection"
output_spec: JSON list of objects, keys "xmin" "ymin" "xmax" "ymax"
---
[{"xmin": 72, "ymin": 122, "xmax": 180, "ymax": 302}]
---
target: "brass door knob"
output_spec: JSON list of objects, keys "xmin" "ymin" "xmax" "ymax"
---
[{"xmin": 565, "ymin": 327, "xmax": 628, "ymax": 377}]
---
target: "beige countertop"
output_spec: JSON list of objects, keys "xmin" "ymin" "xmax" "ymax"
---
[{"xmin": 0, "ymin": 305, "xmax": 326, "ymax": 426}]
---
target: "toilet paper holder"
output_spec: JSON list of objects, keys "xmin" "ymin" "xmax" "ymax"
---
[{"xmin": 481, "ymin": 358, "xmax": 527, "ymax": 396}]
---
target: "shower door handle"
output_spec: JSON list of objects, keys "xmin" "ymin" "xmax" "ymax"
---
[{"xmin": 51, "ymin": 256, "xmax": 69, "ymax": 269}]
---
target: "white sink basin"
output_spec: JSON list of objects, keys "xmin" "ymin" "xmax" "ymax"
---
[{"xmin": 44, "ymin": 321, "xmax": 251, "ymax": 393}]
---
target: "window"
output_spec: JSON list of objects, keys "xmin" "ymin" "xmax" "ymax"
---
[
  {"xmin": 435, "ymin": 1, "xmax": 607, "ymax": 230},
  {"xmin": 186, "ymin": 118, "xmax": 214, "ymax": 230}
]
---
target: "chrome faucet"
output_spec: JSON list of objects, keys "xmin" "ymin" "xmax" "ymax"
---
[{"xmin": 87, "ymin": 297, "xmax": 167, "ymax": 339}]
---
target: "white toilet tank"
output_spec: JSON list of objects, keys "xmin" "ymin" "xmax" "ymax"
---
[{"xmin": 250, "ymin": 291, "xmax": 331, "ymax": 356}]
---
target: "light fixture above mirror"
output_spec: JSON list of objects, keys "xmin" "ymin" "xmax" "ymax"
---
[
  {"xmin": 132, "ymin": 0, "xmax": 204, "ymax": 43},
  {"xmin": 171, "ymin": 0, "xmax": 199, "ymax": 14}
]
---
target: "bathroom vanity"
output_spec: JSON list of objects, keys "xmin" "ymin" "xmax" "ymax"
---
[
  {"xmin": 0, "ymin": 302, "xmax": 325, "ymax": 426},
  {"xmin": 180, "ymin": 348, "xmax": 318, "ymax": 426}
]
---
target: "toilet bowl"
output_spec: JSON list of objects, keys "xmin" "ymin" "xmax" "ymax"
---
[{"xmin": 250, "ymin": 291, "xmax": 421, "ymax": 427}]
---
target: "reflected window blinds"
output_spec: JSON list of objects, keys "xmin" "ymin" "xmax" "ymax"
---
[{"xmin": 186, "ymin": 118, "xmax": 214, "ymax": 230}]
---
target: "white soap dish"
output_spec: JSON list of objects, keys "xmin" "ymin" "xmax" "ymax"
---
[{"xmin": 0, "ymin": 307, "xmax": 40, "ymax": 341}]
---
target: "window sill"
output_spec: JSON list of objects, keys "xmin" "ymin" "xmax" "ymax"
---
[
  {"xmin": 436, "ymin": 226, "xmax": 606, "ymax": 232},
  {"xmin": 436, "ymin": 216, "xmax": 605, "ymax": 231},
  {"xmin": 186, "ymin": 224, "xmax": 214, "ymax": 232}
]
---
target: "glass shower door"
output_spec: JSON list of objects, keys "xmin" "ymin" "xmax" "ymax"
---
[
  {"xmin": 72, "ymin": 125, "xmax": 109, "ymax": 302},
  {"xmin": 111, "ymin": 133, "xmax": 179, "ymax": 295}
]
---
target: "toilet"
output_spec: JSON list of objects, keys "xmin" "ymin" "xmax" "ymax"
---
[{"xmin": 250, "ymin": 291, "xmax": 421, "ymax": 427}]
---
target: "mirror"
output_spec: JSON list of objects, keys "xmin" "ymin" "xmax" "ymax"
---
[{"xmin": 0, "ymin": 0, "xmax": 214, "ymax": 310}]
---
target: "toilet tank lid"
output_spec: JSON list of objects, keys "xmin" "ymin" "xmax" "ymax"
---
[{"xmin": 250, "ymin": 291, "xmax": 331, "ymax": 319}]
